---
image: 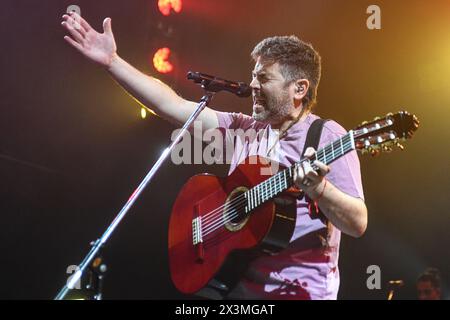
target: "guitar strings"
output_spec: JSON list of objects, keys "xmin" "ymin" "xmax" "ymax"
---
[
  {"xmin": 199, "ymin": 134, "xmax": 352, "ymax": 227},
  {"xmin": 200, "ymin": 134, "xmax": 351, "ymax": 226},
  {"xmin": 199, "ymin": 139, "xmax": 354, "ymax": 238},
  {"xmin": 200, "ymin": 137, "xmax": 353, "ymax": 236}
]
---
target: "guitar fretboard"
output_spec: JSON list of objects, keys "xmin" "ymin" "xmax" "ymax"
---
[{"xmin": 244, "ymin": 131, "xmax": 355, "ymax": 212}]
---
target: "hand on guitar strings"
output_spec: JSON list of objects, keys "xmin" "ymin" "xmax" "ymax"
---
[{"xmin": 293, "ymin": 147, "xmax": 330, "ymax": 198}]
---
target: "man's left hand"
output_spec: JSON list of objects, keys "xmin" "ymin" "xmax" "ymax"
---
[{"xmin": 293, "ymin": 147, "xmax": 330, "ymax": 198}]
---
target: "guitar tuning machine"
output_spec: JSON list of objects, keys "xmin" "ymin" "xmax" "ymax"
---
[
  {"xmin": 396, "ymin": 142, "xmax": 405, "ymax": 150},
  {"xmin": 370, "ymin": 149, "xmax": 380, "ymax": 157}
]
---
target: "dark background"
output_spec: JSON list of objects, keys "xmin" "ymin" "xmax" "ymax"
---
[{"xmin": 0, "ymin": 0, "xmax": 448, "ymax": 299}]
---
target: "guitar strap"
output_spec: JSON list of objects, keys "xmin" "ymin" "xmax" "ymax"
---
[
  {"xmin": 301, "ymin": 118, "xmax": 329, "ymax": 225},
  {"xmin": 301, "ymin": 118, "xmax": 328, "ymax": 158}
]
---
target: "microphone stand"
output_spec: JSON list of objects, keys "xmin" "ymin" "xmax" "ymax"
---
[{"xmin": 55, "ymin": 89, "xmax": 215, "ymax": 300}]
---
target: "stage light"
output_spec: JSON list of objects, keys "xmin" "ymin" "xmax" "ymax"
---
[
  {"xmin": 158, "ymin": 0, "xmax": 182, "ymax": 16},
  {"xmin": 153, "ymin": 47, "xmax": 174, "ymax": 74},
  {"xmin": 141, "ymin": 107, "xmax": 147, "ymax": 119}
]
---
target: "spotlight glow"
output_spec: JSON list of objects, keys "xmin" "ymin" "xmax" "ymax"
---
[
  {"xmin": 141, "ymin": 107, "xmax": 147, "ymax": 119},
  {"xmin": 153, "ymin": 47, "xmax": 174, "ymax": 74},
  {"xmin": 158, "ymin": 0, "xmax": 182, "ymax": 16}
]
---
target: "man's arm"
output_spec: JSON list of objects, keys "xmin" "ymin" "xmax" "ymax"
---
[
  {"xmin": 294, "ymin": 147, "xmax": 368, "ymax": 238},
  {"xmin": 61, "ymin": 12, "xmax": 218, "ymax": 130}
]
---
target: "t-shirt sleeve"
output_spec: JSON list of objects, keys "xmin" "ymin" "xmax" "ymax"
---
[
  {"xmin": 215, "ymin": 111, "xmax": 255, "ymax": 131},
  {"xmin": 318, "ymin": 120, "xmax": 365, "ymax": 200}
]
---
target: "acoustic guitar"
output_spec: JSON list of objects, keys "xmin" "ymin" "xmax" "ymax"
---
[{"xmin": 168, "ymin": 111, "xmax": 419, "ymax": 294}]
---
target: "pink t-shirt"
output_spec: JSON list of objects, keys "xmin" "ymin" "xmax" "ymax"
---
[{"xmin": 215, "ymin": 111, "xmax": 364, "ymax": 300}]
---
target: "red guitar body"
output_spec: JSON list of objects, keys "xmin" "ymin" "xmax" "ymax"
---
[{"xmin": 168, "ymin": 156, "xmax": 297, "ymax": 294}]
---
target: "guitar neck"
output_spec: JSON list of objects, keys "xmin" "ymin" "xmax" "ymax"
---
[{"xmin": 244, "ymin": 131, "xmax": 355, "ymax": 211}]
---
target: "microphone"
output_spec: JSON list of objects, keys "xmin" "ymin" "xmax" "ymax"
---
[{"xmin": 187, "ymin": 71, "xmax": 252, "ymax": 97}]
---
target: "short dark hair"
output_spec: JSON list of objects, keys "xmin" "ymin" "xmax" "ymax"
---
[
  {"xmin": 417, "ymin": 267, "xmax": 442, "ymax": 289},
  {"xmin": 251, "ymin": 35, "xmax": 322, "ymax": 111}
]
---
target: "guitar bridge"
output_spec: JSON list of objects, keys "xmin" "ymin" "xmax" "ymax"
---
[{"xmin": 192, "ymin": 217, "xmax": 203, "ymax": 245}]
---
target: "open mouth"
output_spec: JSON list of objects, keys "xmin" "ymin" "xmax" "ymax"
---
[{"xmin": 253, "ymin": 96, "xmax": 266, "ymax": 107}]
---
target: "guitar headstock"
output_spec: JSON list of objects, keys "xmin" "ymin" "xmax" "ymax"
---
[{"xmin": 353, "ymin": 111, "xmax": 419, "ymax": 156}]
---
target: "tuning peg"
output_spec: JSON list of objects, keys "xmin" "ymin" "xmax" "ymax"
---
[
  {"xmin": 359, "ymin": 120, "xmax": 368, "ymax": 127},
  {"xmin": 382, "ymin": 145, "xmax": 393, "ymax": 153},
  {"xmin": 369, "ymin": 148, "xmax": 380, "ymax": 157},
  {"xmin": 396, "ymin": 142, "xmax": 405, "ymax": 150},
  {"xmin": 373, "ymin": 116, "xmax": 381, "ymax": 121}
]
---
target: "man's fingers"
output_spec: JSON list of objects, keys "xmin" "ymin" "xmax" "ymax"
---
[
  {"xmin": 302, "ymin": 160, "xmax": 315, "ymax": 176},
  {"xmin": 103, "ymin": 17, "xmax": 113, "ymax": 35},
  {"xmin": 62, "ymin": 14, "xmax": 87, "ymax": 36},
  {"xmin": 63, "ymin": 35, "xmax": 84, "ymax": 53},
  {"xmin": 293, "ymin": 163, "xmax": 304, "ymax": 187},
  {"xmin": 69, "ymin": 11, "xmax": 92, "ymax": 33},
  {"xmin": 61, "ymin": 21, "xmax": 84, "ymax": 44},
  {"xmin": 313, "ymin": 160, "xmax": 330, "ymax": 176},
  {"xmin": 304, "ymin": 147, "xmax": 316, "ymax": 158}
]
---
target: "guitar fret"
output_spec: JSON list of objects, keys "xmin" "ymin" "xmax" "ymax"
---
[
  {"xmin": 349, "ymin": 130, "xmax": 355, "ymax": 150},
  {"xmin": 242, "ymin": 132, "xmax": 356, "ymax": 214},
  {"xmin": 269, "ymin": 178, "xmax": 274, "ymax": 198},
  {"xmin": 330, "ymin": 142, "xmax": 335, "ymax": 160},
  {"xmin": 321, "ymin": 148, "xmax": 326, "ymax": 164},
  {"xmin": 274, "ymin": 176, "xmax": 278, "ymax": 195},
  {"xmin": 278, "ymin": 172, "xmax": 283, "ymax": 193},
  {"xmin": 262, "ymin": 182, "xmax": 267, "ymax": 202},
  {"xmin": 262, "ymin": 183, "xmax": 266, "ymax": 202},
  {"xmin": 256, "ymin": 185, "xmax": 261, "ymax": 206},
  {"xmin": 245, "ymin": 192, "xmax": 249, "ymax": 213}
]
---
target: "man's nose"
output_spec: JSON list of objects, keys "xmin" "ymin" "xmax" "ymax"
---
[{"xmin": 249, "ymin": 77, "xmax": 260, "ymax": 90}]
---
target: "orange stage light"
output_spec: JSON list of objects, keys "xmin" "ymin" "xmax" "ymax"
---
[
  {"xmin": 153, "ymin": 47, "xmax": 174, "ymax": 74},
  {"xmin": 158, "ymin": 0, "xmax": 182, "ymax": 16}
]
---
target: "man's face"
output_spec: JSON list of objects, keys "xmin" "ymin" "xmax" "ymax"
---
[
  {"xmin": 417, "ymin": 281, "xmax": 441, "ymax": 300},
  {"xmin": 250, "ymin": 58, "xmax": 295, "ymax": 124}
]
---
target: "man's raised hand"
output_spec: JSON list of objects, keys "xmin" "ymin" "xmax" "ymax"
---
[{"xmin": 61, "ymin": 12, "xmax": 117, "ymax": 68}]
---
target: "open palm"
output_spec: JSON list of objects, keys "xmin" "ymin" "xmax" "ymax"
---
[{"xmin": 62, "ymin": 12, "xmax": 117, "ymax": 68}]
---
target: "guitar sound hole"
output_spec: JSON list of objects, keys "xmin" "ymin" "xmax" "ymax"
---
[
  {"xmin": 224, "ymin": 187, "xmax": 250, "ymax": 231},
  {"xmin": 228, "ymin": 204, "xmax": 247, "ymax": 224}
]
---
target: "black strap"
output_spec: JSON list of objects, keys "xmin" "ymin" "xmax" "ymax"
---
[
  {"xmin": 301, "ymin": 118, "xmax": 328, "ymax": 157},
  {"xmin": 300, "ymin": 118, "xmax": 329, "ymax": 223}
]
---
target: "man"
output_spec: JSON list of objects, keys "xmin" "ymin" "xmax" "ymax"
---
[
  {"xmin": 61, "ymin": 13, "xmax": 367, "ymax": 299},
  {"xmin": 417, "ymin": 268, "xmax": 442, "ymax": 300}
]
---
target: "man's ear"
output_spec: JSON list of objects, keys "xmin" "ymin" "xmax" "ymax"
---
[{"xmin": 294, "ymin": 79, "xmax": 310, "ymax": 100}]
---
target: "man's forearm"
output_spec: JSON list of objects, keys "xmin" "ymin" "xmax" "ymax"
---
[
  {"xmin": 309, "ymin": 180, "xmax": 368, "ymax": 238},
  {"xmin": 106, "ymin": 54, "xmax": 196, "ymax": 125}
]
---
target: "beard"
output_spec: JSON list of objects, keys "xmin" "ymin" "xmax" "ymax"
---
[{"xmin": 252, "ymin": 90, "xmax": 292, "ymax": 124}]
